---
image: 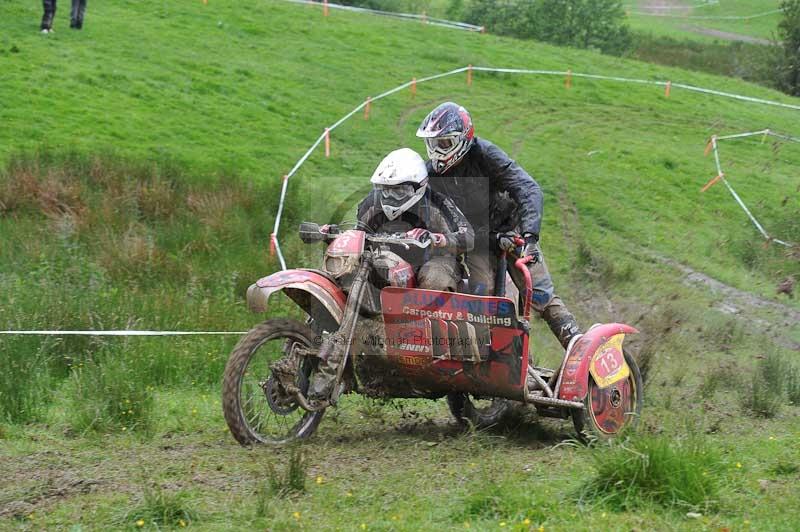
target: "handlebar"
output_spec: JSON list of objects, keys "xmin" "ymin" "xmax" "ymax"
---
[
  {"xmin": 298, "ymin": 222, "xmax": 430, "ymax": 249},
  {"xmin": 366, "ymin": 233, "xmax": 431, "ymax": 249}
]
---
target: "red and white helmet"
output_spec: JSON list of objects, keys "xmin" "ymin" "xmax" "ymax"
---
[
  {"xmin": 416, "ymin": 102, "xmax": 474, "ymax": 174},
  {"xmin": 370, "ymin": 148, "xmax": 429, "ymax": 221}
]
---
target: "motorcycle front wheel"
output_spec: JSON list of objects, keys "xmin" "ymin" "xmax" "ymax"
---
[
  {"xmin": 446, "ymin": 393, "xmax": 510, "ymax": 429},
  {"xmin": 222, "ymin": 318, "xmax": 325, "ymax": 445}
]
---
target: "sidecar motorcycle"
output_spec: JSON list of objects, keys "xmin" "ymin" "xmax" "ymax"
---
[{"xmin": 222, "ymin": 223, "xmax": 643, "ymax": 445}]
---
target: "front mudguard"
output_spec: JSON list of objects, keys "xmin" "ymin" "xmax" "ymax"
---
[
  {"xmin": 557, "ymin": 323, "xmax": 638, "ymax": 403},
  {"xmin": 247, "ymin": 269, "xmax": 345, "ymax": 332}
]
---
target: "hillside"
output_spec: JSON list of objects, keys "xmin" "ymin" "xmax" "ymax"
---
[
  {"xmin": 1, "ymin": 1, "xmax": 799, "ymax": 530},
  {"xmin": 625, "ymin": 0, "xmax": 784, "ymax": 43}
]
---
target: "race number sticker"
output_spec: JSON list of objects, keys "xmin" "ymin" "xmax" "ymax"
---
[{"xmin": 589, "ymin": 334, "xmax": 630, "ymax": 389}]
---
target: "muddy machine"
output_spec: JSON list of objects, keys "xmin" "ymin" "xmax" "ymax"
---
[{"xmin": 222, "ymin": 223, "xmax": 643, "ymax": 444}]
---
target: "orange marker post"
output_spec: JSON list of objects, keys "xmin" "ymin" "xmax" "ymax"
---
[
  {"xmin": 664, "ymin": 81, "xmax": 671, "ymax": 98},
  {"xmin": 704, "ymin": 137, "xmax": 715, "ymax": 157},
  {"xmin": 323, "ymin": 0, "xmax": 329, "ymax": 17},
  {"xmin": 480, "ymin": 26, "xmax": 486, "ymax": 34},
  {"xmin": 701, "ymin": 174, "xmax": 723, "ymax": 193},
  {"xmin": 269, "ymin": 233, "xmax": 277, "ymax": 256},
  {"xmin": 467, "ymin": 64, "xmax": 473, "ymax": 87},
  {"xmin": 565, "ymin": 69, "xmax": 572, "ymax": 89},
  {"xmin": 325, "ymin": 128, "xmax": 331, "ymax": 158},
  {"xmin": 364, "ymin": 97, "xmax": 371, "ymax": 120},
  {"xmin": 411, "ymin": 77, "xmax": 417, "ymax": 98}
]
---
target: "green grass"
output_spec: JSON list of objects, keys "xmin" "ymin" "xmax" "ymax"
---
[
  {"xmin": 625, "ymin": 0, "xmax": 784, "ymax": 43},
  {"xmin": 1, "ymin": 0, "xmax": 800, "ymax": 529},
  {"xmin": 579, "ymin": 433, "xmax": 725, "ymax": 512}
]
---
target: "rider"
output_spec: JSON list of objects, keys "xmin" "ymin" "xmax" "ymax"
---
[
  {"xmin": 416, "ymin": 102, "xmax": 581, "ymax": 349},
  {"xmin": 308, "ymin": 148, "xmax": 473, "ymax": 402},
  {"xmin": 356, "ymin": 147, "xmax": 474, "ymax": 290}
]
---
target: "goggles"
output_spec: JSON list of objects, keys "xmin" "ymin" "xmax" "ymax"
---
[
  {"xmin": 375, "ymin": 183, "xmax": 417, "ymax": 201},
  {"xmin": 425, "ymin": 135, "xmax": 460, "ymax": 154}
]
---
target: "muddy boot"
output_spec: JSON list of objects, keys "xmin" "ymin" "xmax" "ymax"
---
[
  {"xmin": 541, "ymin": 300, "xmax": 581, "ymax": 350},
  {"xmin": 307, "ymin": 332, "xmax": 345, "ymax": 403}
]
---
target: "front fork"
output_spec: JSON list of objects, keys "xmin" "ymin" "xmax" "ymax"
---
[{"xmin": 297, "ymin": 252, "xmax": 373, "ymax": 411}]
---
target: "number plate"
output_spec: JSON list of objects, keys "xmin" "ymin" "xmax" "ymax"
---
[{"xmin": 589, "ymin": 334, "xmax": 630, "ymax": 389}]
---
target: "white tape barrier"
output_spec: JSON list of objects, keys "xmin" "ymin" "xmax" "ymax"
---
[
  {"xmin": 278, "ymin": 0, "xmax": 483, "ymax": 32},
  {"xmin": 0, "ymin": 330, "xmax": 248, "ymax": 336},
  {"xmin": 707, "ymin": 129, "xmax": 798, "ymax": 247},
  {"xmin": 271, "ymin": 64, "xmax": 800, "ymax": 269}
]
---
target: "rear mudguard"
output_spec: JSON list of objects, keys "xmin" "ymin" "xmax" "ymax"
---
[
  {"xmin": 247, "ymin": 269, "xmax": 345, "ymax": 331},
  {"xmin": 557, "ymin": 323, "xmax": 638, "ymax": 403}
]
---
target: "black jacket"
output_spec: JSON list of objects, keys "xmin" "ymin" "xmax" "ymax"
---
[
  {"xmin": 426, "ymin": 137, "xmax": 543, "ymax": 251},
  {"xmin": 356, "ymin": 188, "xmax": 474, "ymax": 256}
]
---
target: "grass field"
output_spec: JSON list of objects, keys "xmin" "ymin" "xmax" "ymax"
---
[
  {"xmin": 625, "ymin": 0, "xmax": 784, "ymax": 43},
  {"xmin": 1, "ymin": 0, "xmax": 800, "ymax": 529}
]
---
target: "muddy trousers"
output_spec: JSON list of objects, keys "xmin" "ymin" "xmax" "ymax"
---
[
  {"xmin": 465, "ymin": 247, "xmax": 581, "ymax": 349},
  {"xmin": 308, "ymin": 255, "xmax": 461, "ymax": 401},
  {"xmin": 41, "ymin": 0, "xmax": 87, "ymax": 30}
]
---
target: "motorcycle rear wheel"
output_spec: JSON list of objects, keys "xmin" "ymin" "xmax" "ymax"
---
[
  {"xmin": 222, "ymin": 318, "xmax": 325, "ymax": 445},
  {"xmin": 572, "ymin": 349, "xmax": 643, "ymax": 443},
  {"xmin": 447, "ymin": 393, "xmax": 510, "ymax": 429}
]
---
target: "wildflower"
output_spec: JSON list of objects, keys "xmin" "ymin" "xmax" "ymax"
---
[
  {"xmin": 601, "ymin": 512, "xmax": 606, "ymax": 518},
  {"xmin": 179, "ymin": 519, "xmax": 187, "ymax": 527},
  {"xmin": 500, "ymin": 522, "xmax": 507, "ymax": 527},
  {"xmin": 191, "ymin": 408, "xmax": 198, "ymax": 415},
  {"xmin": 316, "ymin": 476, "xmax": 324, "ymax": 485},
  {"xmin": 292, "ymin": 512, "xmax": 301, "ymax": 520},
  {"xmin": 538, "ymin": 527, "xmax": 545, "ymax": 532},
  {"xmin": 463, "ymin": 522, "xmax": 471, "ymax": 529},
  {"xmin": 736, "ymin": 462, "xmax": 742, "ymax": 469},
  {"xmin": 346, "ymin": 491, "xmax": 353, "ymax": 497},
  {"xmin": 769, "ymin": 436, "xmax": 775, "ymax": 441},
  {"xmin": 122, "ymin": 427, "xmax": 127, "ymax": 431},
  {"xmin": 523, "ymin": 519, "xmax": 531, "ymax": 525},
  {"xmin": 360, "ymin": 524, "xmax": 366, "ymax": 530},
  {"xmin": 136, "ymin": 519, "xmax": 145, "ymax": 527},
  {"xmin": 26, "ymin": 513, "xmax": 34, "ymax": 520}
]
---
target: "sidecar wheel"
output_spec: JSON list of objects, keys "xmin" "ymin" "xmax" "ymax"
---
[
  {"xmin": 447, "ymin": 393, "xmax": 510, "ymax": 429},
  {"xmin": 572, "ymin": 349, "xmax": 643, "ymax": 443},
  {"xmin": 222, "ymin": 318, "xmax": 325, "ymax": 446}
]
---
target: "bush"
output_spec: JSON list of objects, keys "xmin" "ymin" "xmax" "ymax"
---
[
  {"xmin": 464, "ymin": 0, "xmax": 632, "ymax": 55},
  {"xmin": 579, "ymin": 433, "xmax": 723, "ymax": 511},
  {"xmin": 776, "ymin": 0, "xmax": 800, "ymax": 96}
]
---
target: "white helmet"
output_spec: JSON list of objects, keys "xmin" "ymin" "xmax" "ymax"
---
[{"xmin": 370, "ymin": 148, "xmax": 428, "ymax": 221}]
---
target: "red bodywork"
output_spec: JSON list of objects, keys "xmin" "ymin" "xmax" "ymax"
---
[
  {"xmin": 557, "ymin": 323, "xmax": 639, "ymax": 403},
  {"xmin": 380, "ymin": 287, "xmax": 528, "ymax": 400},
  {"xmin": 326, "ymin": 230, "xmax": 365, "ymax": 257},
  {"xmin": 248, "ymin": 269, "xmax": 347, "ymax": 326}
]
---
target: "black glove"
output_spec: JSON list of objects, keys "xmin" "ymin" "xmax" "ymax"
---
[
  {"xmin": 522, "ymin": 233, "xmax": 540, "ymax": 264},
  {"xmin": 497, "ymin": 232, "xmax": 518, "ymax": 253}
]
